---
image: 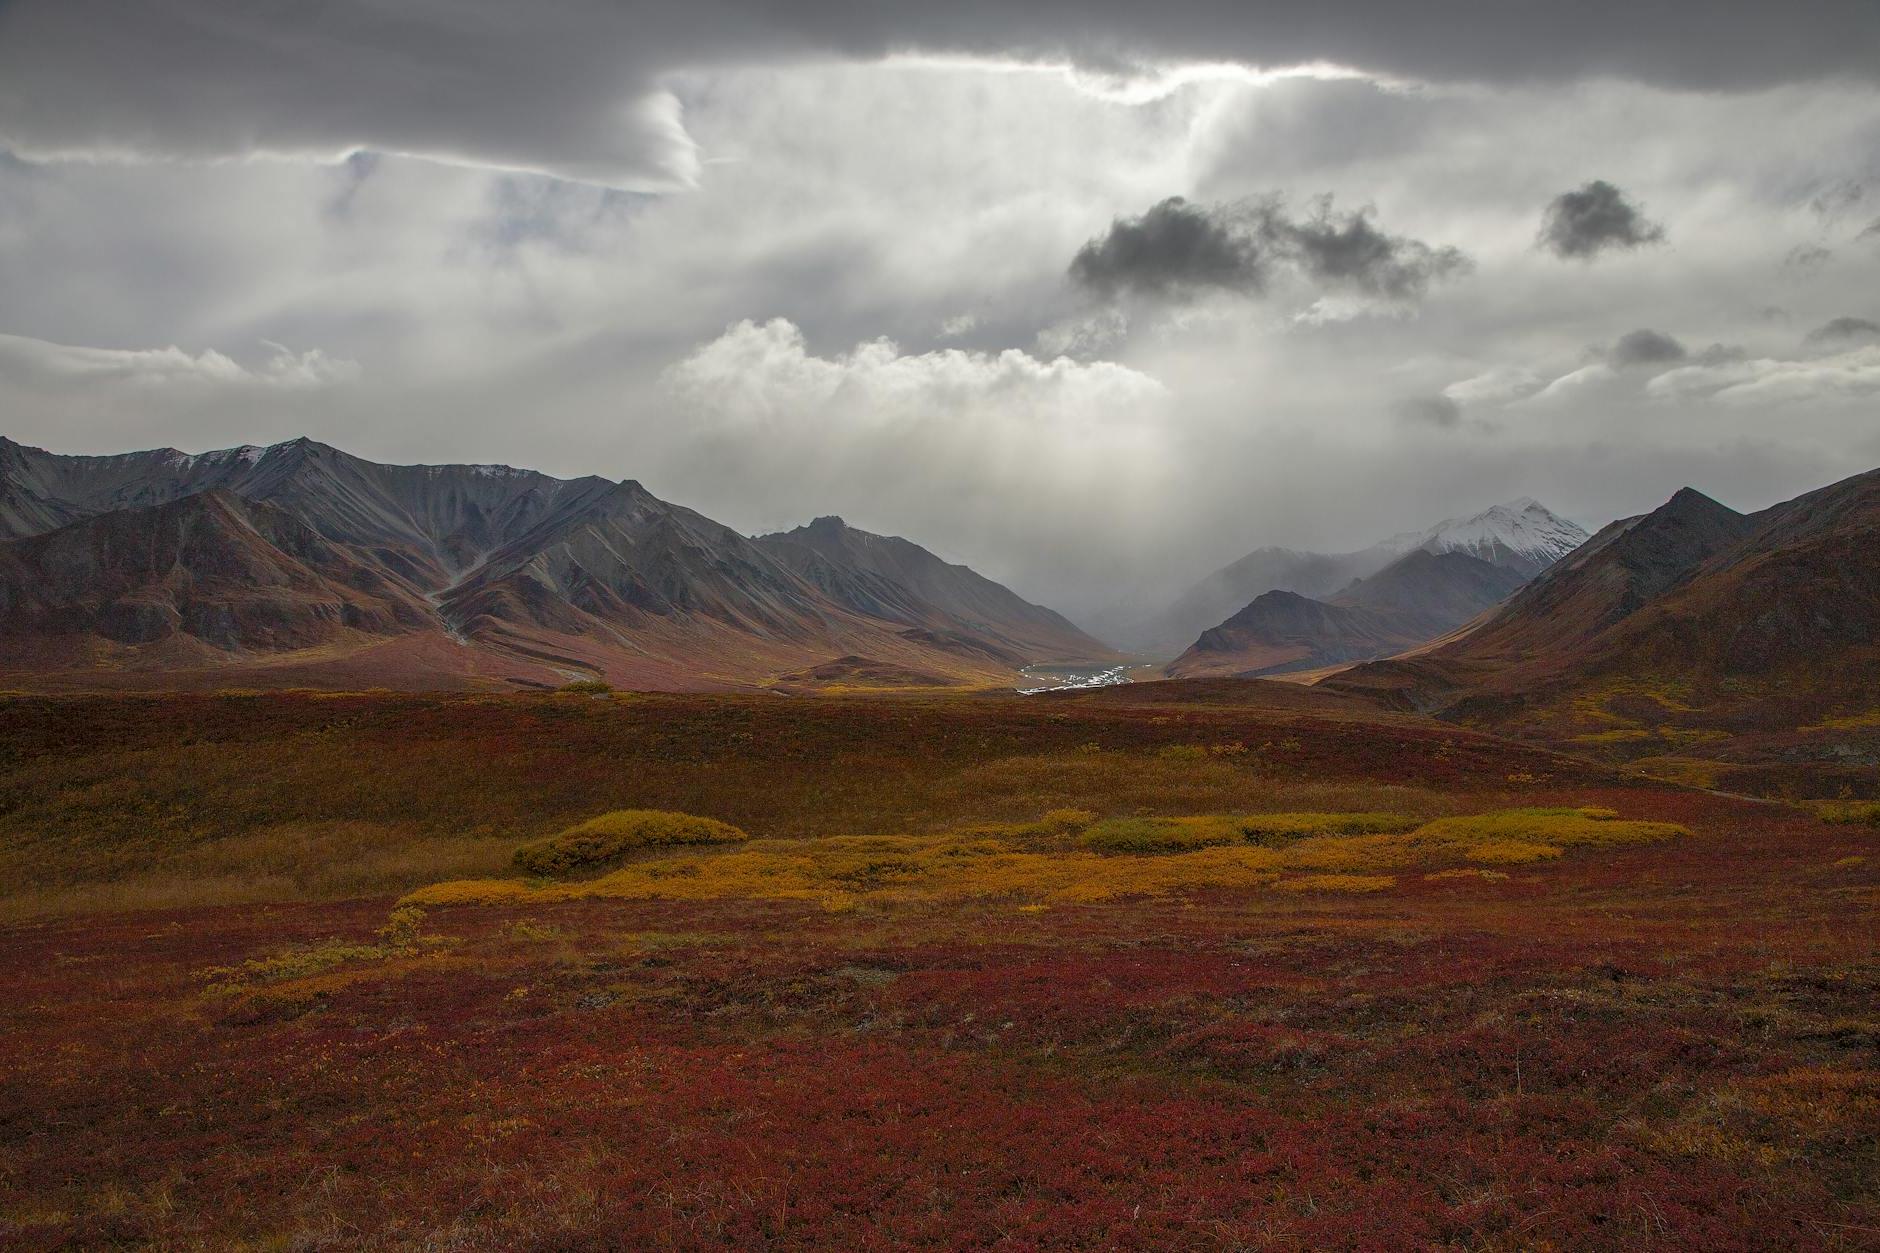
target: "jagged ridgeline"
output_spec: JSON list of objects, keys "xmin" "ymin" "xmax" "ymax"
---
[{"xmin": 0, "ymin": 437, "xmax": 1114, "ymax": 690}]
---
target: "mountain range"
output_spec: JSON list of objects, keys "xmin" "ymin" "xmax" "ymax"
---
[
  {"xmin": 1325, "ymin": 467, "xmax": 1880, "ymax": 718},
  {"xmin": 1161, "ymin": 500, "xmax": 1585, "ymax": 678},
  {"xmin": 1124, "ymin": 499, "xmax": 1589, "ymax": 660},
  {"xmin": 0, "ymin": 436, "xmax": 1112, "ymax": 691}
]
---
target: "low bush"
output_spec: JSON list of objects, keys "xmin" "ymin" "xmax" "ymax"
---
[
  {"xmin": 1815, "ymin": 800, "xmax": 1880, "ymax": 826},
  {"xmin": 1080, "ymin": 816, "xmax": 1243, "ymax": 854},
  {"xmin": 1237, "ymin": 812, "xmax": 1418, "ymax": 846},
  {"xmin": 513, "ymin": 809, "xmax": 749, "ymax": 876}
]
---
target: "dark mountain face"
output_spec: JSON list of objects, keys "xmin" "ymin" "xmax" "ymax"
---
[
  {"xmin": 1165, "ymin": 547, "xmax": 1533, "ymax": 680},
  {"xmin": 755, "ymin": 516, "xmax": 1110, "ymax": 662},
  {"xmin": 1119, "ymin": 546, "xmax": 1394, "ymax": 659},
  {"xmin": 1432, "ymin": 486, "xmax": 1755, "ymax": 668},
  {"xmin": 1331, "ymin": 550, "xmax": 1528, "ymax": 638},
  {"xmin": 0, "ymin": 490, "xmax": 430, "ymax": 656},
  {"xmin": 0, "ymin": 437, "xmax": 1104, "ymax": 690},
  {"xmin": 1593, "ymin": 469, "xmax": 1880, "ymax": 677},
  {"xmin": 1165, "ymin": 589, "xmax": 1420, "ymax": 678}
]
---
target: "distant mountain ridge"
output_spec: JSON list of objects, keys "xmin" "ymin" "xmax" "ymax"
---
[
  {"xmin": 1165, "ymin": 549, "xmax": 1531, "ymax": 678},
  {"xmin": 0, "ymin": 436, "xmax": 1113, "ymax": 691},
  {"xmin": 1325, "ymin": 467, "xmax": 1880, "ymax": 716},
  {"xmin": 1120, "ymin": 499, "xmax": 1587, "ymax": 658}
]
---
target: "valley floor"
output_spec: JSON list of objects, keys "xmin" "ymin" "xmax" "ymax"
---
[{"xmin": 0, "ymin": 686, "xmax": 1874, "ymax": 1248}]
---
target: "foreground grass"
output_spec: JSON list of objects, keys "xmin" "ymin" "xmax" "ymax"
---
[
  {"xmin": 0, "ymin": 688, "xmax": 1875, "ymax": 1246},
  {"xmin": 0, "ymin": 689, "xmax": 1593, "ymax": 920},
  {"xmin": 2, "ymin": 812, "xmax": 1874, "ymax": 1248}
]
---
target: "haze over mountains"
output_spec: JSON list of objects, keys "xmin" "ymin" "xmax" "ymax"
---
[
  {"xmin": 1125, "ymin": 499, "xmax": 1588, "ymax": 661},
  {"xmin": 1148, "ymin": 499, "xmax": 1588, "ymax": 677},
  {"xmin": 0, "ymin": 436, "xmax": 1112, "ymax": 690}
]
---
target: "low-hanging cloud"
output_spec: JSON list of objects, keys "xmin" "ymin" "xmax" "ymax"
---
[
  {"xmin": 1537, "ymin": 180, "xmax": 1667, "ymax": 259},
  {"xmin": 1070, "ymin": 194, "xmax": 1468, "ymax": 302},
  {"xmin": 0, "ymin": 332, "xmax": 358, "ymax": 391}
]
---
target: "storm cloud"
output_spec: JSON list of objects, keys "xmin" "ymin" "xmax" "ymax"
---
[
  {"xmin": 1071, "ymin": 195, "xmax": 1468, "ymax": 302},
  {"xmin": 1608, "ymin": 328, "xmax": 1688, "ymax": 367},
  {"xmin": 1804, "ymin": 316, "xmax": 1880, "ymax": 344},
  {"xmin": 1395, "ymin": 394, "xmax": 1464, "ymax": 428},
  {"xmin": 1069, "ymin": 198, "xmax": 1268, "ymax": 298},
  {"xmin": 3, "ymin": 1, "xmax": 1877, "ymax": 190},
  {"xmin": 1538, "ymin": 180, "xmax": 1667, "ymax": 259}
]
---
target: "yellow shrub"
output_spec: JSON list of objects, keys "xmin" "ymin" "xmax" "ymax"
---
[
  {"xmin": 1424, "ymin": 868, "xmax": 1510, "ymax": 882},
  {"xmin": 512, "ymin": 809, "xmax": 748, "ymax": 876},
  {"xmin": 404, "ymin": 878, "xmax": 536, "ymax": 906},
  {"xmin": 1238, "ymin": 812, "xmax": 1418, "ymax": 846}
]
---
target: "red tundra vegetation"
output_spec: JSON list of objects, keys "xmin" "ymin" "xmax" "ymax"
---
[{"xmin": 0, "ymin": 685, "xmax": 1874, "ymax": 1248}]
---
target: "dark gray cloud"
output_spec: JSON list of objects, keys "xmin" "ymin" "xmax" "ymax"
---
[
  {"xmin": 1071, "ymin": 194, "xmax": 1468, "ymax": 302},
  {"xmin": 1861, "ymin": 217, "xmax": 1880, "ymax": 241},
  {"xmin": 1069, "ymin": 197, "xmax": 1267, "ymax": 298},
  {"xmin": 2, "ymin": 1, "xmax": 1877, "ymax": 190},
  {"xmin": 1807, "ymin": 178, "xmax": 1865, "ymax": 221},
  {"xmin": 1537, "ymin": 180, "xmax": 1667, "ymax": 259},
  {"xmin": 1804, "ymin": 315, "xmax": 1880, "ymax": 344},
  {"xmin": 1270, "ymin": 195, "xmax": 1471, "ymax": 299},
  {"xmin": 1783, "ymin": 243, "xmax": 1832, "ymax": 270},
  {"xmin": 1395, "ymin": 394, "xmax": 1463, "ymax": 428},
  {"xmin": 1609, "ymin": 328, "xmax": 1687, "ymax": 367}
]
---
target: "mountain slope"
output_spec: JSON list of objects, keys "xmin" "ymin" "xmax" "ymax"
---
[
  {"xmin": 0, "ymin": 490, "xmax": 431, "ymax": 664},
  {"xmin": 1325, "ymin": 473, "xmax": 1878, "ymax": 724},
  {"xmin": 1334, "ymin": 549, "xmax": 1530, "ymax": 637},
  {"xmin": 1164, "ymin": 589, "xmax": 1420, "ymax": 678},
  {"xmin": 0, "ymin": 436, "xmax": 1105, "ymax": 691},
  {"xmin": 755, "ymin": 516, "xmax": 1111, "ymax": 664},
  {"xmin": 1591, "ymin": 469, "xmax": 1880, "ymax": 677},
  {"xmin": 1164, "ymin": 549, "xmax": 1528, "ymax": 679},
  {"xmin": 1422, "ymin": 487, "xmax": 1754, "ymax": 671}
]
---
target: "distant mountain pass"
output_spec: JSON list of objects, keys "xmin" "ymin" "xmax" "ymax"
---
[
  {"xmin": 1166, "ymin": 550, "xmax": 1530, "ymax": 678},
  {"xmin": 1120, "ymin": 499, "xmax": 1587, "ymax": 659}
]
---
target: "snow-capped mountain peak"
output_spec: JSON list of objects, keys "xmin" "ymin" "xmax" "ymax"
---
[{"xmin": 1404, "ymin": 499, "xmax": 1589, "ymax": 577}]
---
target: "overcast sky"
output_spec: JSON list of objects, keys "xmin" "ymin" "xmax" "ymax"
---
[{"xmin": 2, "ymin": 1, "xmax": 1878, "ymax": 620}]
